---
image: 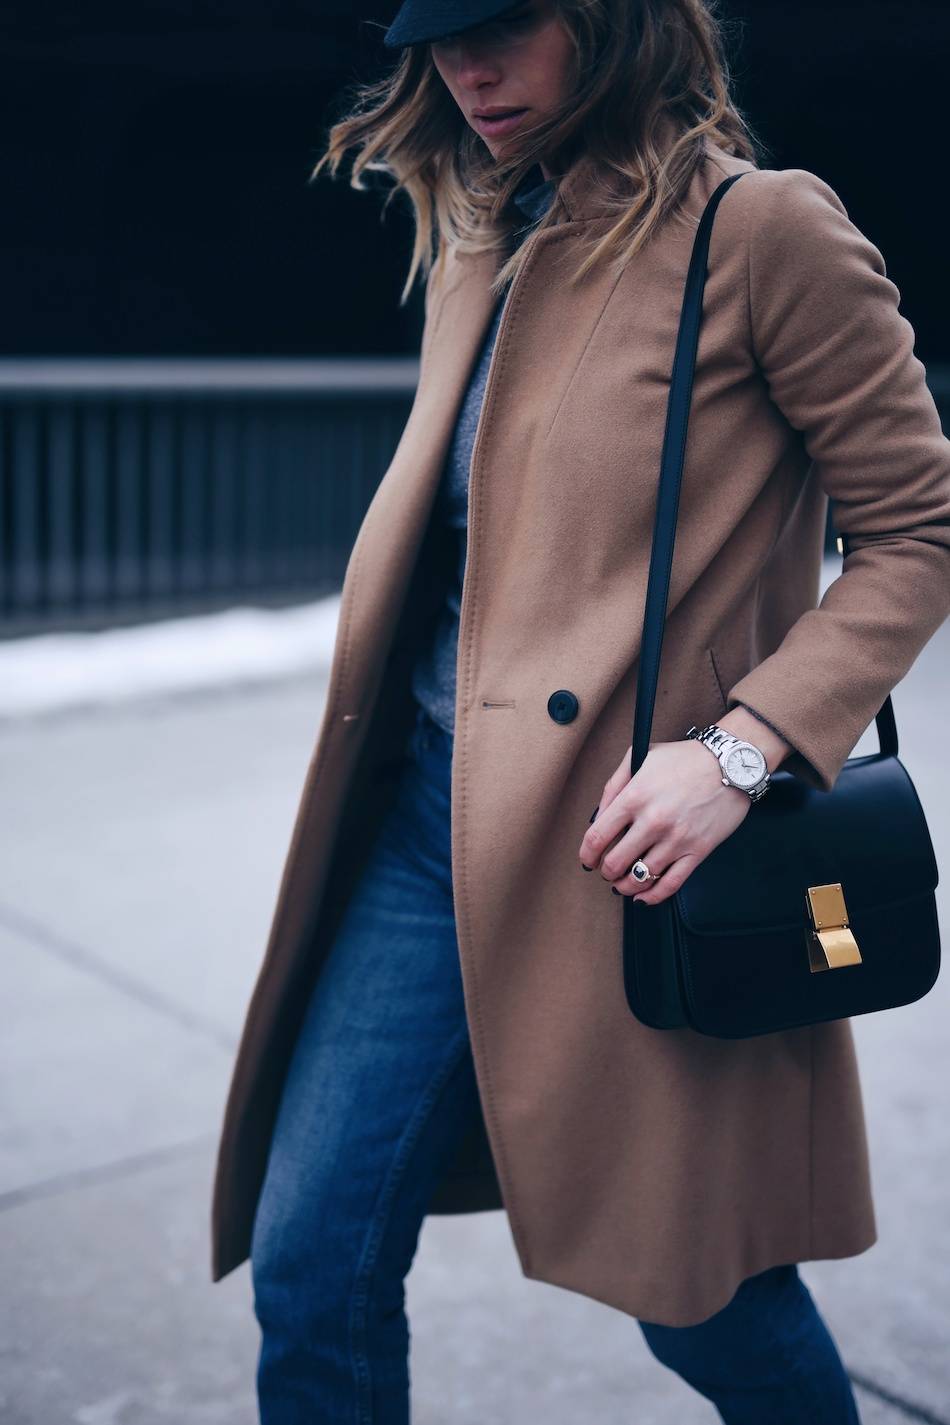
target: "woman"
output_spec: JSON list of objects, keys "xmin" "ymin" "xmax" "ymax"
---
[{"xmin": 209, "ymin": 1, "xmax": 950, "ymax": 1420}]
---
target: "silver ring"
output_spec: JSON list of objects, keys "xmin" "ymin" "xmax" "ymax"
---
[{"xmin": 631, "ymin": 859, "xmax": 653, "ymax": 882}]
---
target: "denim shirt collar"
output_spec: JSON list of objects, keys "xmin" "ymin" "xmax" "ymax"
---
[{"xmin": 511, "ymin": 163, "xmax": 557, "ymax": 226}]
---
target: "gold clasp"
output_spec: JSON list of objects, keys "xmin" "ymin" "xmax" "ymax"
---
[{"xmin": 805, "ymin": 883, "xmax": 862, "ymax": 972}]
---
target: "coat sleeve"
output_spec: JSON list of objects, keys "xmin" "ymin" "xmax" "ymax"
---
[{"xmin": 723, "ymin": 166, "xmax": 950, "ymax": 791}]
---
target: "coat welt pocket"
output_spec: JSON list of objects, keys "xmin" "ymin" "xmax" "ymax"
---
[{"xmin": 706, "ymin": 646, "xmax": 728, "ymax": 715}]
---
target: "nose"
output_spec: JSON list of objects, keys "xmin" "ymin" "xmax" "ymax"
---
[{"xmin": 448, "ymin": 41, "xmax": 503, "ymax": 90}]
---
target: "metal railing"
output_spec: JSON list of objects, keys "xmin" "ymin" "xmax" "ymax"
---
[
  {"xmin": 0, "ymin": 359, "xmax": 418, "ymax": 636},
  {"xmin": 1, "ymin": 359, "xmax": 948, "ymax": 638}
]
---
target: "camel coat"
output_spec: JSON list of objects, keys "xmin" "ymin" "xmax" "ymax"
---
[{"xmin": 209, "ymin": 138, "xmax": 950, "ymax": 1326}]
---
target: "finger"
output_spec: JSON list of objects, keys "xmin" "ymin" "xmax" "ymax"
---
[
  {"xmin": 627, "ymin": 853, "xmax": 701, "ymax": 906},
  {"xmin": 579, "ymin": 745, "xmax": 659, "ymax": 868},
  {"xmin": 605, "ymin": 835, "xmax": 672, "ymax": 894},
  {"xmin": 597, "ymin": 820, "xmax": 663, "ymax": 883},
  {"xmin": 580, "ymin": 794, "xmax": 646, "ymax": 872},
  {"xmin": 600, "ymin": 744, "xmax": 638, "ymax": 814}
]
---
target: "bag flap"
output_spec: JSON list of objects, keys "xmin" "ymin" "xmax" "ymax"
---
[{"xmin": 674, "ymin": 753, "xmax": 939, "ymax": 938}]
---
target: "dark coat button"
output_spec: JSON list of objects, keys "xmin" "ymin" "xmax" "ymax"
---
[{"xmin": 547, "ymin": 689, "xmax": 579, "ymax": 724}]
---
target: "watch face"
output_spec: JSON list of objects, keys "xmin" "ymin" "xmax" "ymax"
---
[{"xmin": 724, "ymin": 742, "xmax": 766, "ymax": 788}]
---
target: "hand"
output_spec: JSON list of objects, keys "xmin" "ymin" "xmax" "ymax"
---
[{"xmin": 578, "ymin": 738, "xmax": 752, "ymax": 905}]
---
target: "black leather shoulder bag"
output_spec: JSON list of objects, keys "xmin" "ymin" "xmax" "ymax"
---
[{"xmin": 622, "ymin": 170, "xmax": 941, "ymax": 1039}]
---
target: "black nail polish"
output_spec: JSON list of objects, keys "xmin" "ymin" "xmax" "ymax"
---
[
  {"xmin": 581, "ymin": 863, "xmax": 592, "ymax": 872},
  {"xmin": 589, "ymin": 805, "xmax": 600, "ymax": 823},
  {"xmin": 611, "ymin": 886, "xmax": 620, "ymax": 895}
]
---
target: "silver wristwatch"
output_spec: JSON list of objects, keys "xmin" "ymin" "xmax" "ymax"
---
[{"xmin": 685, "ymin": 722, "xmax": 772, "ymax": 803}]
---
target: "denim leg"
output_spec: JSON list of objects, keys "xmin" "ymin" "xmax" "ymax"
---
[
  {"xmin": 250, "ymin": 707, "xmax": 480, "ymax": 1425},
  {"xmin": 637, "ymin": 1263, "xmax": 862, "ymax": 1424}
]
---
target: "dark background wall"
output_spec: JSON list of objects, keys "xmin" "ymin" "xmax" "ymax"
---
[{"xmin": 2, "ymin": 0, "xmax": 947, "ymax": 360}]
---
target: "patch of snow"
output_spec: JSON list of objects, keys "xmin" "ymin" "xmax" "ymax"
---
[{"xmin": 0, "ymin": 596, "xmax": 341, "ymax": 720}]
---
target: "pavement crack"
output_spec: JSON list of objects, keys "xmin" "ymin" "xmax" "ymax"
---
[
  {"xmin": 851, "ymin": 1368, "xmax": 949, "ymax": 1425},
  {"xmin": 0, "ymin": 900, "xmax": 237, "ymax": 1052},
  {"xmin": 0, "ymin": 1133, "xmax": 217, "ymax": 1213}
]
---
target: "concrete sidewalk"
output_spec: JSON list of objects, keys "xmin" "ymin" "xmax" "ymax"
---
[{"xmin": 1, "ymin": 613, "xmax": 947, "ymax": 1424}]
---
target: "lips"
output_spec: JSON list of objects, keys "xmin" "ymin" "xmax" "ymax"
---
[{"xmin": 472, "ymin": 108, "xmax": 529, "ymax": 135}]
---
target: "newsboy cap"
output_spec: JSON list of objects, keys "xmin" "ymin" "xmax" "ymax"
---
[{"xmin": 383, "ymin": 0, "xmax": 527, "ymax": 48}]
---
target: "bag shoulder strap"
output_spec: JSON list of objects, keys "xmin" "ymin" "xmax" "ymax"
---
[{"xmin": 629, "ymin": 170, "xmax": 896, "ymax": 778}]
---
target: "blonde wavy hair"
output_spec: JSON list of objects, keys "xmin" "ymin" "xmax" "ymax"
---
[{"xmin": 311, "ymin": 0, "xmax": 770, "ymax": 306}]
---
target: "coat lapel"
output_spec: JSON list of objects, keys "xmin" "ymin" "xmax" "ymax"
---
[{"xmin": 331, "ymin": 245, "xmax": 503, "ymax": 714}]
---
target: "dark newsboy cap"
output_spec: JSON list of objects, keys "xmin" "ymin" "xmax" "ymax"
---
[{"xmin": 383, "ymin": 0, "xmax": 527, "ymax": 48}]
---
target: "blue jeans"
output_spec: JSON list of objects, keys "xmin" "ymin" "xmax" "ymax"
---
[{"xmin": 250, "ymin": 703, "xmax": 861, "ymax": 1424}]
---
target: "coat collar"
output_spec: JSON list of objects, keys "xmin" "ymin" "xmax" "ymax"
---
[
  {"xmin": 548, "ymin": 115, "xmax": 699, "ymax": 224},
  {"xmin": 423, "ymin": 123, "xmax": 743, "ymax": 447}
]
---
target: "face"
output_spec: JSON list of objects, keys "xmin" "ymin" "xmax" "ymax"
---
[{"xmin": 429, "ymin": 0, "xmax": 575, "ymax": 174}]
